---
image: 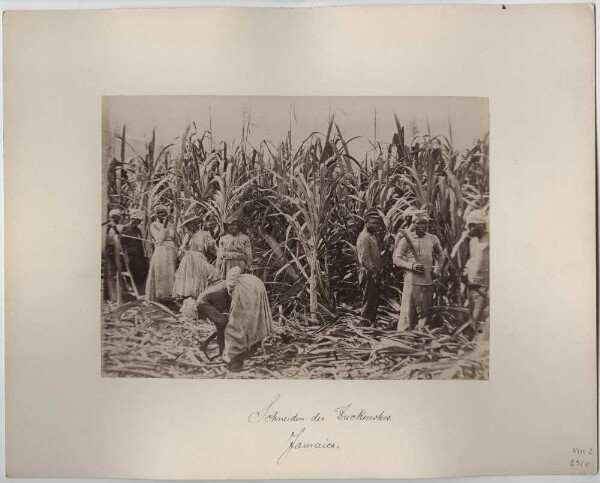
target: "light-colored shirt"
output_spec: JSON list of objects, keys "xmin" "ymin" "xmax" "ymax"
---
[
  {"xmin": 217, "ymin": 233, "xmax": 253, "ymax": 267},
  {"xmin": 465, "ymin": 233, "xmax": 489, "ymax": 286},
  {"xmin": 149, "ymin": 221, "xmax": 175, "ymax": 246},
  {"xmin": 393, "ymin": 232, "xmax": 445, "ymax": 286},
  {"xmin": 356, "ymin": 229, "xmax": 382, "ymax": 272}
]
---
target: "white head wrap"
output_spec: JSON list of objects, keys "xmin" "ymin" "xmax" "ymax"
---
[
  {"xmin": 466, "ymin": 209, "xmax": 487, "ymax": 226},
  {"xmin": 108, "ymin": 209, "xmax": 122, "ymax": 218}
]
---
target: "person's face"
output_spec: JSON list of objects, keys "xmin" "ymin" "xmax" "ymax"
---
[
  {"xmin": 468, "ymin": 223, "xmax": 486, "ymax": 238},
  {"xmin": 156, "ymin": 210, "xmax": 167, "ymax": 221},
  {"xmin": 109, "ymin": 214, "xmax": 121, "ymax": 224},
  {"xmin": 366, "ymin": 219, "xmax": 381, "ymax": 235},
  {"xmin": 188, "ymin": 220, "xmax": 200, "ymax": 232},
  {"xmin": 130, "ymin": 218, "xmax": 141, "ymax": 227},
  {"xmin": 228, "ymin": 222, "xmax": 240, "ymax": 235},
  {"xmin": 414, "ymin": 220, "xmax": 428, "ymax": 236}
]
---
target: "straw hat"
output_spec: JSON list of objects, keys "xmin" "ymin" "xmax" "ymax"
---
[
  {"xmin": 129, "ymin": 209, "xmax": 145, "ymax": 221},
  {"xmin": 181, "ymin": 213, "xmax": 202, "ymax": 228}
]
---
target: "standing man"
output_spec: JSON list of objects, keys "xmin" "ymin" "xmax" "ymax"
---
[
  {"xmin": 103, "ymin": 208, "xmax": 125, "ymax": 303},
  {"xmin": 393, "ymin": 212, "xmax": 445, "ymax": 331},
  {"xmin": 356, "ymin": 208, "xmax": 383, "ymax": 325},
  {"xmin": 464, "ymin": 209, "xmax": 490, "ymax": 342}
]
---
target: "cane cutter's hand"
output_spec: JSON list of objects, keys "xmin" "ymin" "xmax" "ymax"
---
[{"xmin": 413, "ymin": 263, "xmax": 425, "ymax": 273}]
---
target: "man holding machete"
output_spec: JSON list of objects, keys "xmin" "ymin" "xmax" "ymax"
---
[{"xmin": 393, "ymin": 211, "xmax": 445, "ymax": 331}]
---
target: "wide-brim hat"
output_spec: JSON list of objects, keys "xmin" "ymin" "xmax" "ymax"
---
[
  {"xmin": 181, "ymin": 214, "xmax": 202, "ymax": 228},
  {"xmin": 129, "ymin": 209, "xmax": 145, "ymax": 221}
]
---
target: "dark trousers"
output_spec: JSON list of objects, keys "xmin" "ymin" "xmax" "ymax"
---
[{"xmin": 359, "ymin": 272, "xmax": 380, "ymax": 324}]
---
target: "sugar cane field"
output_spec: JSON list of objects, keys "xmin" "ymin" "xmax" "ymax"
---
[{"xmin": 102, "ymin": 106, "xmax": 490, "ymax": 380}]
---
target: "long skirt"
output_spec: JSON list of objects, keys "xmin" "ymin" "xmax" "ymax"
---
[
  {"xmin": 397, "ymin": 282, "xmax": 433, "ymax": 331},
  {"xmin": 223, "ymin": 274, "xmax": 274, "ymax": 362},
  {"xmin": 145, "ymin": 243, "xmax": 177, "ymax": 301},
  {"xmin": 173, "ymin": 252, "xmax": 218, "ymax": 299}
]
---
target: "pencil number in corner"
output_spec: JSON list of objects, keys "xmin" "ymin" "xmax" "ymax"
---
[{"xmin": 570, "ymin": 447, "xmax": 594, "ymax": 471}]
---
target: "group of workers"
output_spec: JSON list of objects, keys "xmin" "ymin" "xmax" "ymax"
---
[
  {"xmin": 103, "ymin": 205, "xmax": 271, "ymax": 371},
  {"xmin": 356, "ymin": 208, "xmax": 490, "ymax": 340},
  {"xmin": 103, "ymin": 203, "xmax": 490, "ymax": 371}
]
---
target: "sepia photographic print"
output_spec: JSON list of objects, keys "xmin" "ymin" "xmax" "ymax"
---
[{"xmin": 102, "ymin": 96, "xmax": 489, "ymax": 380}]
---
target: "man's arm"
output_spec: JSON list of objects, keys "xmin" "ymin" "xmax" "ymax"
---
[
  {"xmin": 356, "ymin": 235, "xmax": 367, "ymax": 268},
  {"xmin": 196, "ymin": 302, "xmax": 228, "ymax": 329},
  {"xmin": 393, "ymin": 237, "xmax": 414, "ymax": 270},
  {"xmin": 432, "ymin": 235, "xmax": 446, "ymax": 276},
  {"xmin": 462, "ymin": 237, "xmax": 475, "ymax": 281}
]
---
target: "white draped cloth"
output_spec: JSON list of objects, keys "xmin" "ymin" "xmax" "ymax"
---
[{"xmin": 223, "ymin": 269, "xmax": 274, "ymax": 361}]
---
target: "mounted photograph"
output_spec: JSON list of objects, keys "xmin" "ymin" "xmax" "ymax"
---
[{"xmin": 101, "ymin": 96, "xmax": 489, "ymax": 379}]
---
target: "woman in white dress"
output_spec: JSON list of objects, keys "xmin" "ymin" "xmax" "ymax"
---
[
  {"xmin": 172, "ymin": 215, "xmax": 218, "ymax": 299},
  {"xmin": 145, "ymin": 204, "xmax": 177, "ymax": 301}
]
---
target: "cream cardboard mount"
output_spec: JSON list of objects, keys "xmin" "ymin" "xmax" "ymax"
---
[{"xmin": 3, "ymin": 5, "xmax": 597, "ymax": 479}]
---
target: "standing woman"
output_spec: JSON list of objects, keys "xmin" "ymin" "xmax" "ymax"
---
[
  {"xmin": 145, "ymin": 204, "xmax": 177, "ymax": 302},
  {"xmin": 216, "ymin": 216, "xmax": 253, "ymax": 279},
  {"xmin": 120, "ymin": 209, "xmax": 149, "ymax": 297},
  {"xmin": 172, "ymin": 214, "xmax": 218, "ymax": 299}
]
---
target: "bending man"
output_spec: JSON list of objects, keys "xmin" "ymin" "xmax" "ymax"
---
[{"xmin": 192, "ymin": 267, "xmax": 274, "ymax": 371}]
